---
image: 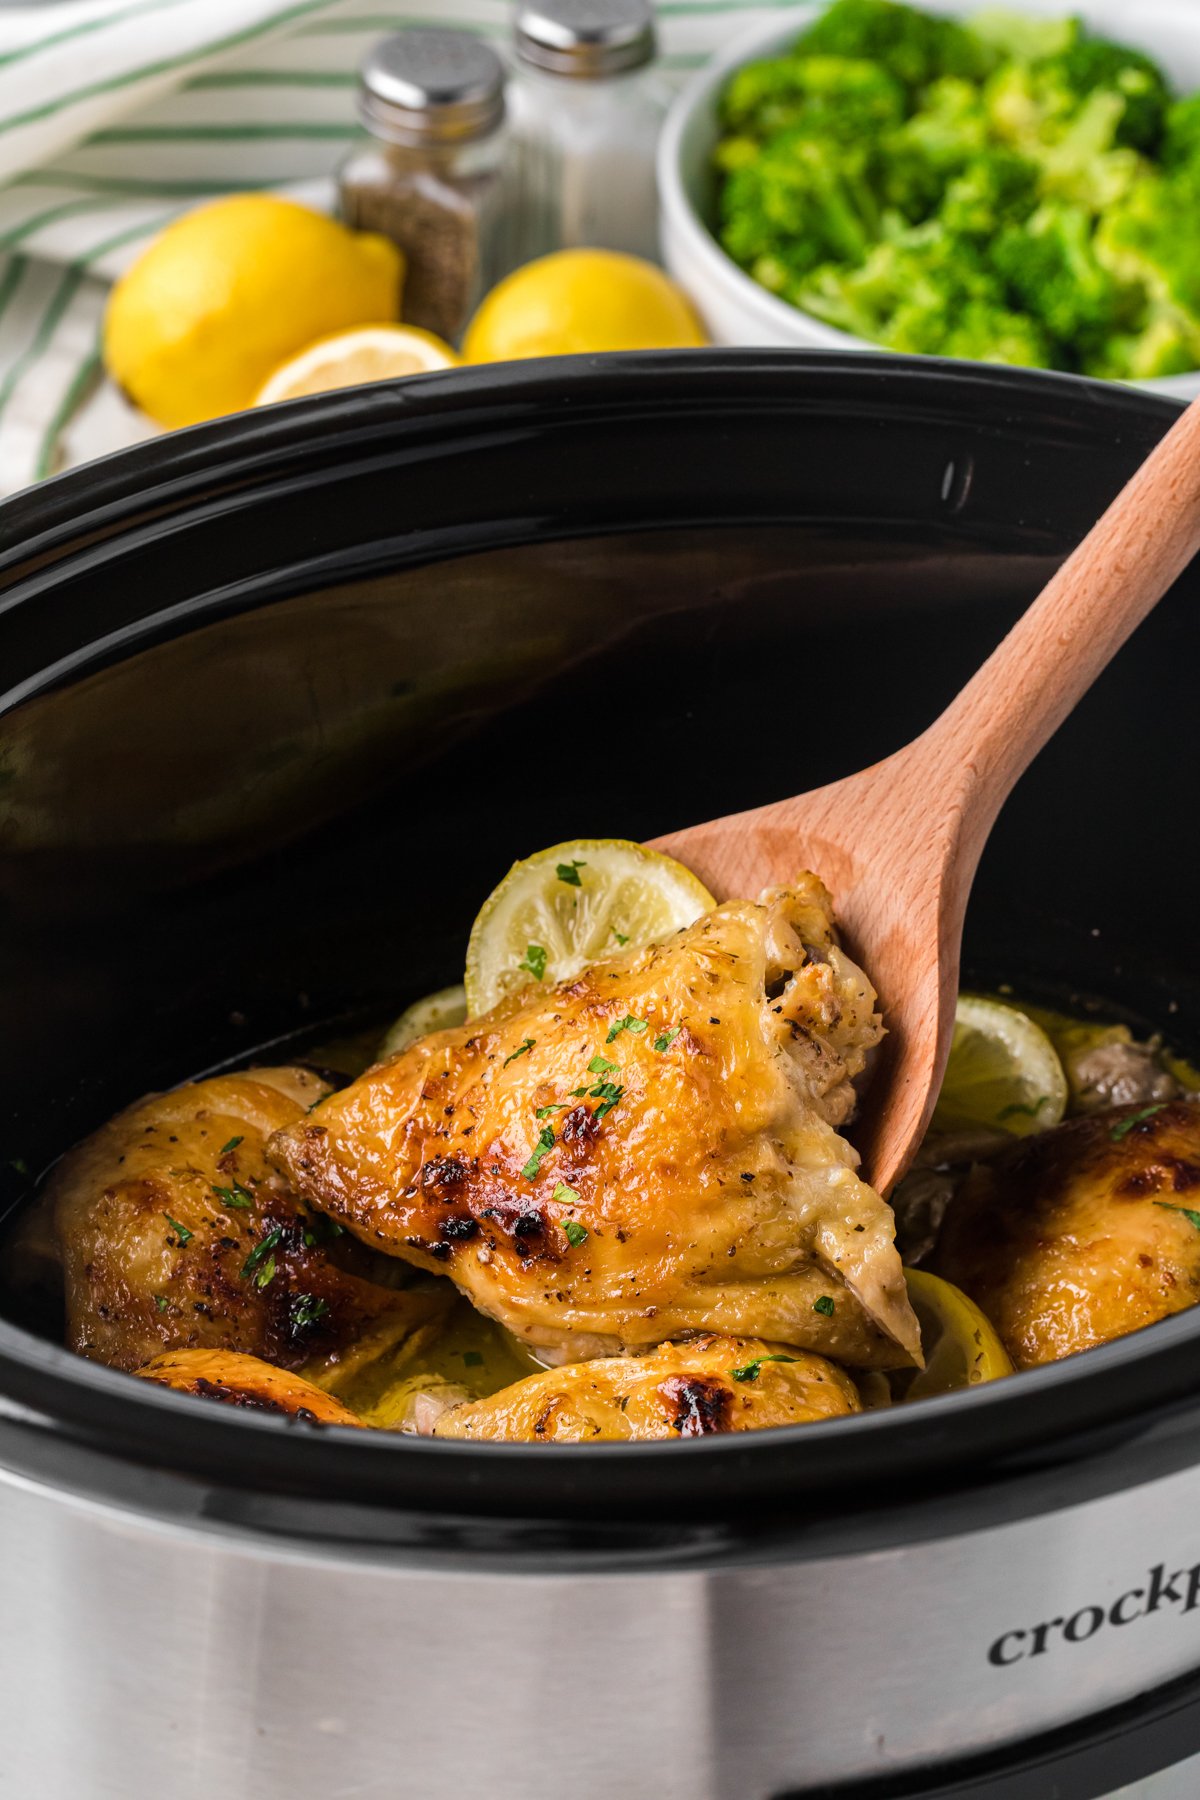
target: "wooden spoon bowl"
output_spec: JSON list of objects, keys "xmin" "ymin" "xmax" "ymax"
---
[{"xmin": 653, "ymin": 395, "xmax": 1200, "ymax": 1195}]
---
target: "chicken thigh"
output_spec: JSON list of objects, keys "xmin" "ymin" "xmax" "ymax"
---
[
  {"xmin": 272, "ymin": 877, "xmax": 920, "ymax": 1368},
  {"xmin": 432, "ymin": 1333, "xmax": 861, "ymax": 1441},
  {"xmin": 936, "ymin": 1098, "xmax": 1200, "ymax": 1367},
  {"xmin": 136, "ymin": 1349, "xmax": 364, "ymax": 1425},
  {"xmin": 52, "ymin": 1067, "xmax": 424, "ymax": 1373}
]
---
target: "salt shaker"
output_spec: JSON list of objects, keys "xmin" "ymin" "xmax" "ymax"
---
[
  {"xmin": 510, "ymin": 0, "xmax": 669, "ymax": 264},
  {"xmin": 338, "ymin": 29, "xmax": 510, "ymax": 344}
]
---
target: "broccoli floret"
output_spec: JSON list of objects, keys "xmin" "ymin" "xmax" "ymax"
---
[
  {"xmin": 1035, "ymin": 91, "xmax": 1148, "ymax": 210},
  {"xmin": 991, "ymin": 201, "xmax": 1127, "ymax": 349},
  {"xmin": 1163, "ymin": 93, "xmax": 1200, "ymax": 177},
  {"xmin": 718, "ymin": 133, "xmax": 882, "ymax": 290},
  {"xmin": 879, "ymin": 76, "xmax": 991, "ymax": 220},
  {"xmin": 939, "ymin": 148, "xmax": 1039, "ymax": 236},
  {"xmin": 795, "ymin": 219, "xmax": 1052, "ymax": 368},
  {"xmin": 794, "ymin": 0, "xmax": 989, "ymax": 92},
  {"xmin": 1086, "ymin": 310, "xmax": 1200, "ymax": 382},
  {"xmin": 1039, "ymin": 37, "xmax": 1169, "ymax": 152},
  {"xmin": 1095, "ymin": 173, "xmax": 1200, "ymax": 317},
  {"xmin": 964, "ymin": 9, "xmax": 1080, "ymax": 66},
  {"xmin": 894, "ymin": 296, "xmax": 1052, "ymax": 365},
  {"xmin": 720, "ymin": 53, "xmax": 907, "ymax": 143}
]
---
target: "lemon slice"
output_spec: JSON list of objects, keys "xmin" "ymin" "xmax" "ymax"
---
[
  {"xmin": 465, "ymin": 838, "xmax": 715, "ymax": 1017},
  {"xmin": 931, "ymin": 994, "xmax": 1068, "ymax": 1139},
  {"xmin": 899, "ymin": 1269, "xmax": 1013, "ymax": 1401},
  {"xmin": 254, "ymin": 323, "xmax": 458, "ymax": 406},
  {"xmin": 379, "ymin": 984, "xmax": 467, "ymax": 1059}
]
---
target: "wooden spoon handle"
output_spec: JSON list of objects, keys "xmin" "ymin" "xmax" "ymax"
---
[{"xmin": 910, "ymin": 393, "xmax": 1200, "ymax": 855}]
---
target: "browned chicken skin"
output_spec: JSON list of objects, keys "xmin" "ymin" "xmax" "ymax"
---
[
  {"xmin": 272, "ymin": 879, "xmax": 920, "ymax": 1369},
  {"xmin": 432, "ymin": 1333, "xmax": 861, "ymax": 1441},
  {"xmin": 936, "ymin": 1099, "xmax": 1200, "ymax": 1368},
  {"xmin": 136, "ymin": 1349, "xmax": 364, "ymax": 1426},
  {"xmin": 51, "ymin": 1067, "xmax": 416, "ymax": 1374}
]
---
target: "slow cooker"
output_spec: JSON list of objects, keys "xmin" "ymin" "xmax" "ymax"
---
[{"xmin": 3, "ymin": 352, "xmax": 1200, "ymax": 1800}]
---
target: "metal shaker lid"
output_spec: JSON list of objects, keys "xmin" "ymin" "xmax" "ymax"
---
[
  {"xmin": 514, "ymin": 0, "xmax": 657, "ymax": 78},
  {"xmin": 357, "ymin": 28, "xmax": 506, "ymax": 145}
]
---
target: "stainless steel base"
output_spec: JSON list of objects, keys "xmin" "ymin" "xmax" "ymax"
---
[{"xmin": 5, "ymin": 1430, "xmax": 1200, "ymax": 1800}]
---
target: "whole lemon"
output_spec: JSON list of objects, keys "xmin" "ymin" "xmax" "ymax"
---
[
  {"xmin": 462, "ymin": 249, "xmax": 706, "ymax": 363},
  {"xmin": 104, "ymin": 195, "xmax": 404, "ymax": 429}
]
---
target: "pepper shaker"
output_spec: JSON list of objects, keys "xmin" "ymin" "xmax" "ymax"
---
[
  {"xmin": 509, "ymin": 0, "xmax": 669, "ymax": 265},
  {"xmin": 338, "ymin": 29, "xmax": 511, "ymax": 344}
]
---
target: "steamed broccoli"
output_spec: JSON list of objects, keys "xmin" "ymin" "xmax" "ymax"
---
[
  {"xmin": 794, "ymin": 0, "xmax": 990, "ymax": 92},
  {"xmin": 964, "ymin": 9, "xmax": 1079, "ymax": 66},
  {"xmin": 878, "ymin": 76, "xmax": 991, "ymax": 221},
  {"xmin": 1162, "ymin": 93, "xmax": 1200, "ymax": 178},
  {"xmin": 939, "ymin": 150, "xmax": 1039, "ymax": 237},
  {"xmin": 720, "ymin": 53, "xmax": 906, "ymax": 143},
  {"xmin": 1042, "ymin": 38, "xmax": 1169, "ymax": 151},
  {"xmin": 718, "ymin": 133, "xmax": 882, "ymax": 291},
  {"xmin": 1091, "ymin": 173, "xmax": 1200, "ymax": 372},
  {"xmin": 991, "ymin": 201, "xmax": 1127, "ymax": 350},
  {"xmin": 796, "ymin": 219, "xmax": 1050, "ymax": 367},
  {"xmin": 711, "ymin": 0, "xmax": 1192, "ymax": 378}
]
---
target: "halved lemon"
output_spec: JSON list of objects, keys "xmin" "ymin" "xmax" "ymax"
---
[
  {"xmin": 254, "ymin": 323, "xmax": 458, "ymax": 406},
  {"xmin": 465, "ymin": 838, "xmax": 715, "ymax": 1018},
  {"xmin": 379, "ymin": 984, "xmax": 467, "ymax": 1059},
  {"xmin": 898, "ymin": 1268, "xmax": 1013, "ymax": 1401},
  {"xmin": 931, "ymin": 994, "xmax": 1068, "ymax": 1139}
]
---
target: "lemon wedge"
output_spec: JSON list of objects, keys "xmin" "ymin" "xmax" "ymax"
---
[
  {"xmin": 255, "ymin": 323, "xmax": 458, "ymax": 406},
  {"xmin": 931, "ymin": 993, "xmax": 1068, "ymax": 1139},
  {"xmin": 899, "ymin": 1268, "xmax": 1013, "ymax": 1401},
  {"xmin": 379, "ymin": 985, "xmax": 467, "ymax": 1059},
  {"xmin": 465, "ymin": 838, "xmax": 714, "ymax": 1017}
]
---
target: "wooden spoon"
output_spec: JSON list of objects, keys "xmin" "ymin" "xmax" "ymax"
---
[{"xmin": 651, "ymin": 395, "xmax": 1200, "ymax": 1196}]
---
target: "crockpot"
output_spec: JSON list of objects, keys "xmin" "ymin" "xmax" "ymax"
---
[{"xmin": 3, "ymin": 352, "xmax": 1200, "ymax": 1800}]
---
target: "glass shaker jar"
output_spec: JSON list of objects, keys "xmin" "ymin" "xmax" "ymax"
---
[
  {"xmin": 510, "ymin": 0, "xmax": 669, "ymax": 265},
  {"xmin": 338, "ymin": 29, "xmax": 510, "ymax": 345}
]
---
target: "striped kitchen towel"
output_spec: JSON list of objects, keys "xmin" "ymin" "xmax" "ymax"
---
[{"xmin": 0, "ymin": 0, "xmax": 802, "ymax": 497}]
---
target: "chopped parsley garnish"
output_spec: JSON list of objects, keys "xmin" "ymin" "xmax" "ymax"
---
[
  {"xmin": 254, "ymin": 1255, "xmax": 277, "ymax": 1291},
  {"xmin": 1156, "ymin": 1202, "xmax": 1200, "ymax": 1232},
  {"xmin": 219, "ymin": 1136, "xmax": 244, "ymax": 1155},
  {"xmin": 1111, "ymin": 1104, "xmax": 1168, "ymax": 1141},
  {"xmin": 557, "ymin": 860, "xmax": 586, "ymax": 886},
  {"xmin": 153, "ymin": 1294, "xmax": 168, "ymax": 1314},
  {"xmin": 730, "ymin": 1355, "xmax": 799, "ymax": 1383},
  {"xmin": 462, "ymin": 1349, "xmax": 484, "ymax": 1367},
  {"xmin": 241, "ymin": 1226, "xmax": 283, "ymax": 1282},
  {"xmin": 606, "ymin": 1014, "xmax": 648, "ymax": 1044},
  {"xmin": 997, "ymin": 1097, "xmax": 1050, "ymax": 1122},
  {"xmin": 813, "ymin": 1295, "xmax": 836, "ymax": 1316},
  {"xmin": 504, "ymin": 1038, "xmax": 536, "ymax": 1068},
  {"xmin": 163, "ymin": 1213, "xmax": 193, "ymax": 1247},
  {"xmin": 289, "ymin": 1293, "xmax": 330, "ymax": 1331},
  {"xmin": 519, "ymin": 944, "xmax": 548, "ymax": 982},
  {"xmin": 212, "ymin": 1182, "xmax": 254, "ymax": 1210},
  {"xmin": 592, "ymin": 1083, "xmax": 625, "ymax": 1121},
  {"xmin": 553, "ymin": 1181, "xmax": 581, "ymax": 1205},
  {"xmin": 654, "ymin": 1028, "xmax": 680, "ymax": 1053},
  {"xmin": 588, "ymin": 1054, "xmax": 618, "ymax": 1077},
  {"xmin": 563, "ymin": 1219, "xmax": 589, "ymax": 1248},
  {"xmin": 522, "ymin": 1126, "xmax": 556, "ymax": 1181},
  {"xmin": 612, "ymin": 929, "xmax": 630, "ymax": 946},
  {"xmin": 9, "ymin": 1157, "xmax": 29, "ymax": 1177},
  {"xmin": 535, "ymin": 1103, "xmax": 566, "ymax": 1119}
]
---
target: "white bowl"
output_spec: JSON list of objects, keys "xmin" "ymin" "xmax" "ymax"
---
[{"xmin": 658, "ymin": 0, "xmax": 1200, "ymax": 397}]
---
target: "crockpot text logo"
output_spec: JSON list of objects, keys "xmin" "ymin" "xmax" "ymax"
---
[{"xmin": 988, "ymin": 1562, "xmax": 1200, "ymax": 1666}]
